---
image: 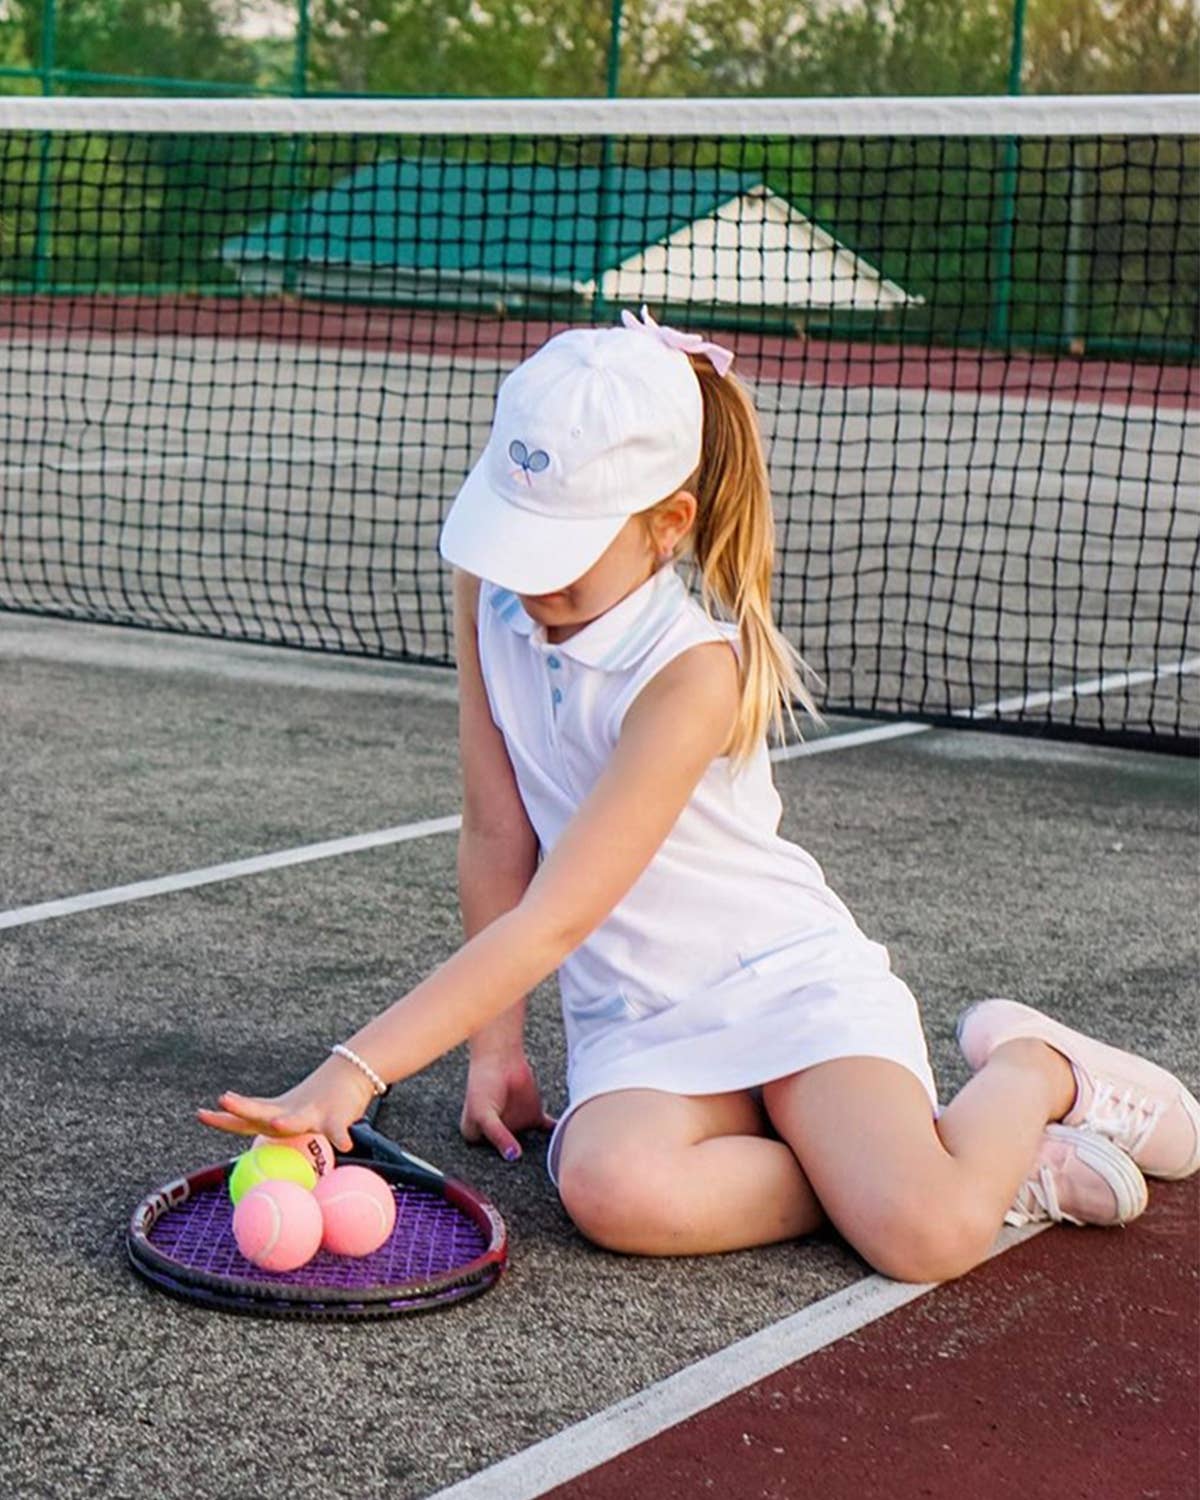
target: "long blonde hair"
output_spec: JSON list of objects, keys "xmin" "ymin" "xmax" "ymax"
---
[{"xmin": 641, "ymin": 355, "xmax": 822, "ymax": 772}]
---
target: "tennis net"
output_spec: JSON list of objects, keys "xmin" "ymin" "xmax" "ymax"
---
[{"xmin": 1, "ymin": 96, "xmax": 1196, "ymax": 750}]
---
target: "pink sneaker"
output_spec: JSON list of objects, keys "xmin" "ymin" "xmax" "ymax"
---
[
  {"xmin": 1005, "ymin": 1124, "xmax": 1148, "ymax": 1228},
  {"xmin": 958, "ymin": 999, "xmax": 1200, "ymax": 1180}
]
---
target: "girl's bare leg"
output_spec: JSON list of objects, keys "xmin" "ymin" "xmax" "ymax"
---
[
  {"xmin": 555, "ymin": 1087, "xmax": 826, "ymax": 1255},
  {"xmin": 763, "ymin": 1041, "xmax": 1077, "ymax": 1283}
]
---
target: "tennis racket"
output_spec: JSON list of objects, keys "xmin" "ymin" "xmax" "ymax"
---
[{"xmin": 127, "ymin": 1093, "xmax": 507, "ymax": 1320}]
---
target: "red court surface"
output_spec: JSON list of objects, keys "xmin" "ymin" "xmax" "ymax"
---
[
  {"xmin": 5, "ymin": 295, "xmax": 1195, "ymax": 410},
  {"xmin": 541, "ymin": 1177, "xmax": 1198, "ymax": 1500}
]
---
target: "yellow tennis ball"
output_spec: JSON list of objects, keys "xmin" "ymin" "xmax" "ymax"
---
[
  {"xmin": 228, "ymin": 1143, "xmax": 317, "ymax": 1206},
  {"xmin": 252, "ymin": 1131, "xmax": 336, "ymax": 1179}
]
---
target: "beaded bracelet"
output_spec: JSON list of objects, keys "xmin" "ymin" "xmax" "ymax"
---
[{"xmin": 330, "ymin": 1043, "xmax": 387, "ymax": 1096}]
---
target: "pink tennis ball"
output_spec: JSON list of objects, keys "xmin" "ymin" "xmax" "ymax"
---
[
  {"xmin": 232, "ymin": 1179, "xmax": 324, "ymax": 1272},
  {"xmin": 252, "ymin": 1130, "xmax": 336, "ymax": 1179},
  {"xmin": 313, "ymin": 1165, "xmax": 397, "ymax": 1257}
]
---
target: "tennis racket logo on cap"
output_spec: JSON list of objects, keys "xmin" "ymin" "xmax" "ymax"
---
[{"xmin": 508, "ymin": 438, "xmax": 550, "ymax": 485}]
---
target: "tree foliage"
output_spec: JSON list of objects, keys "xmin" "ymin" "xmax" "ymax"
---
[
  {"xmin": 1022, "ymin": 0, "xmax": 1200, "ymax": 94},
  {"xmin": 1, "ymin": 0, "xmax": 1197, "ymax": 97},
  {"xmin": 305, "ymin": 0, "xmax": 687, "ymax": 99},
  {"xmin": 300, "ymin": 0, "xmax": 1200, "ymax": 99},
  {"xmin": 8, "ymin": 0, "xmax": 259, "ymax": 89}
]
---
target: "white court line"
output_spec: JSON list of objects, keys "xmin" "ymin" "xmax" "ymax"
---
[
  {"xmin": 0, "ymin": 817, "xmax": 461, "ymax": 932},
  {"xmin": 0, "ymin": 721, "xmax": 926, "ymax": 932},
  {"xmin": 2, "ymin": 652, "xmax": 1194, "ymax": 932},
  {"xmin": 773, "ymin": 720, "xmax": 930, "ymax": 759},
  {"xmin": 773, "ymin": 655, "xmax": 1200, "ymax": 762},
  {"xmin": 965, "ymin": 656, "xmax": 1200, "ymax": 718},
  {"xmin": 429, "ymin": 1224, "xmax": 1044, "ymax": 1500}
]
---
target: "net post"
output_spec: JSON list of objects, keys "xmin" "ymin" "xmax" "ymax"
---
[
  {"xmin": 594, "ymin": 0, "xmax": 625, "ymax": 324},
  {"xmin": 292, "ymin": 0, "xmax": 310, "ymax": 99},
  {"xmin": 281, "ymin": 0, "xmax": 311, "ymax": 295},
  {"xmin": 605, "ymin": 0, "xmax": 623, "ymax": 100},
  {"xmin": 989, "ymin": 0, "xmax": 1027, "ymax": 346},
  {"xmin": 1061, "ymin": 137, "xmax": 1085, "ymax": 353},
  {"xmin": 31, "ymin": 0, "xmax": 58, "ymax": 294},
  {"xmin": 1005, "ymin": 0, "xmax": 1027, "ymax": 97}
]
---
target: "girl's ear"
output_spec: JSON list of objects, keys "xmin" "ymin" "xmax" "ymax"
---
[{"xmin": 648, "ymin": 489, "xmax": 698, "ymax": 557}]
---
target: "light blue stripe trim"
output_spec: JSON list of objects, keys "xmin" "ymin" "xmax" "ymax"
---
[{"xmin": 489, "ymin": 585, "xmax": 532, "ymax": 633}]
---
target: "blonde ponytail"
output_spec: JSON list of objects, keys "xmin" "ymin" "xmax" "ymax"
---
[{"xmin": 646, "ymin": 356, "xmax": 822, "ymax": 772}]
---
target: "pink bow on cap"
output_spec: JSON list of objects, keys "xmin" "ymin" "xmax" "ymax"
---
[{"xmin": 620, "ymin": 304, "xmax": 735, "ymax": 378}]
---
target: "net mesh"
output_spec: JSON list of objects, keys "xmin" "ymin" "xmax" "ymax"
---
[{"xmin": 1, "ymin": 99, "xmax": 1196, "ymax": 750}]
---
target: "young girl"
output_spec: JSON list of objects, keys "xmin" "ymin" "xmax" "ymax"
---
[{"xmin": 199, "ymin": 306, "xmax": 1199, "ymax": 1282}]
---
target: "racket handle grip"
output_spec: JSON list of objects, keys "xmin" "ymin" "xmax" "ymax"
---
[{"xmin": 346, "ymin": 1120, "xmax": 448, "ymax": 1193}]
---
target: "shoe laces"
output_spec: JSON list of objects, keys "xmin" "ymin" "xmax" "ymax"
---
[
  {"xmin": 1004, "ymin": 1161, "xmax": 1083, "ymax": 1229},
  {"xmin": 1078, "ymin": 1078, "xmax": 1163, "ymax": 1156}
]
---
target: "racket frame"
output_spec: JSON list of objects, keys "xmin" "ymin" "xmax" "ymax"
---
[{"xmin": 126, "ymin": 1107, "xmax": 508, "ymax": 1319}]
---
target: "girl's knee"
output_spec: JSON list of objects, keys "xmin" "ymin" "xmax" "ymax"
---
[
  {"xmin": 557, "ymin": 1150, "xmax": 682, "ymax": 1255},
  {"xmin": 855, "ymin": 1192, "xmax": 997, "ymax": 1284}
]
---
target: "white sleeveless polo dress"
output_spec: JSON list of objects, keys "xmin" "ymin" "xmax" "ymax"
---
[{"xmin": 476, "ymin": 562, "xmax": 939, "ymax": 1183}]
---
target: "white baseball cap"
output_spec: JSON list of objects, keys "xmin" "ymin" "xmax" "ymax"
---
[{"xmin": 438, "ymin": 307, "xmax": 733, "ymax": 594}]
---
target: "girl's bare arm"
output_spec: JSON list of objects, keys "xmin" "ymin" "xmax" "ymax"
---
[
  {"xmin": 342, "ymin": 635, "xmax": 740, "ymax": 1079},
  {"xmin": 451, "ymin": 566, "xmax": 541, "ymax": 1058},
  {"xmin": 200, "ymin": 624, "xmax": 738, "ymax": 1144},
  {"xmin": 453, "ymin": 569, "xmax": 556, "ymax": 1155}
]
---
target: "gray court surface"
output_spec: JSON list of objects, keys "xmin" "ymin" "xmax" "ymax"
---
[
  {"xmin": 4, "ymin": 335, "xmax": 1197, "ymax": 736},
  {"xmin": 1, "ymin": 615, "xmax": 1197, "ymax": 1500}
]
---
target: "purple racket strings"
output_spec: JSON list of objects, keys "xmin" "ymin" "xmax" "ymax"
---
[{"xmin": 146, "ymin": 1177, "xmax": 489, "ymax": 1290}]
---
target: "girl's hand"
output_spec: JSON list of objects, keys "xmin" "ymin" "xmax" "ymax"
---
[
  {"xmin": 460, "ymin": 1051, "xmax": 556, "ymax": 1162},
  {"xmin": 196, "ymin": 1054, "xmax": 378, "ymax": 1153}
]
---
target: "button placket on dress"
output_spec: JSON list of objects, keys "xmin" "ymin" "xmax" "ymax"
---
[
  {"xmin": 537, "ymin": 640, "xmax": 568, "ymax": 775},
  {"xmin": 540, "ymin": 647, "xmax": 559, "ymax": 711}
]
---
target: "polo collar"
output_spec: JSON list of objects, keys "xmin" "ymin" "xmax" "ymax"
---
[{"xmin": 488, "ymin": 563, "xmax": 688, "ymax": 670}]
